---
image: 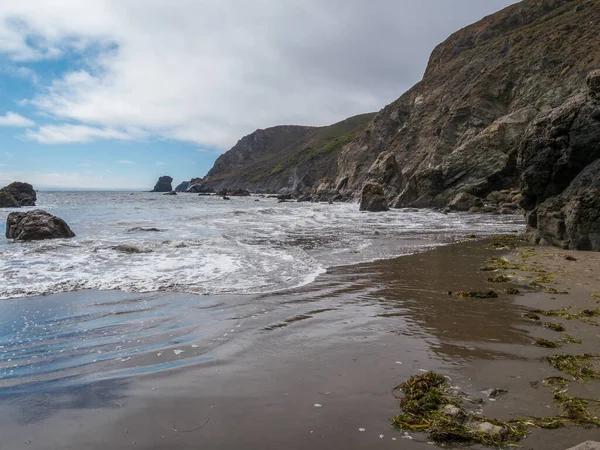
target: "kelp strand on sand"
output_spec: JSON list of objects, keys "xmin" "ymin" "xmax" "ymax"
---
[{"xmin": 391, "ymin": 370, "xmax": 600, "ymax": 446}]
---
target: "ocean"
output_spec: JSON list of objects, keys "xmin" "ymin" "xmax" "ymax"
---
[{"xmin": 0, "ymin": 191, "xmax": 522, "ymax": 300}]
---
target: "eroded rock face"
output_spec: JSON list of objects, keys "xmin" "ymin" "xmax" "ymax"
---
[
  {"xmin": 448, "ymin": 192, "xmax": 483, "ymax": 212},
  {"xmin": 6, "ymin": 210, "xmax": 75, "ymax": 241},
  {"xmin": 359, "ymin": 182, "xmax": 389, "ymax": 212},
  {"xmin": 0, "ymin": 182, "xmax": 37, "ymax": 208},
  {"xmin": 152, "ymin": 176, "xmax": 173, "ymax": 192},
  {"xmin": 519, "ymin": 71, "xmax": 600, "ymax": 250}
]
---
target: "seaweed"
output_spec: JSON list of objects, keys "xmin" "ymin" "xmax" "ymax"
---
[
  {"xmin": 535, "ymin": 338, "xmax": 561, "ymax": 348},
  {"xmin": 391, "ymin": 372, "xmax": 528, "ymax": 446},
  {"xmin": 562, "ymin": 334, "xmax": 583, "ymax": 344},
  {"xmin": 544, "ymin": 322, "xmax": 566, "ymax": 332},
  {"xmin": 455, "ymin": 290, "xmax": 498, "ymax": 299},
  {"xmin": 546, "ymin": 354, "xmax": 600, "ymax": 380}
]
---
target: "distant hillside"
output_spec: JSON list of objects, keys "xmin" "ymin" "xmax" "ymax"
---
[{"xmin": 196, "ymin": 113, "xmax": 375, "ymax": 192}]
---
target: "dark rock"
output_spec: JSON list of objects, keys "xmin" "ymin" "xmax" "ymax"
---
[
  {"xmin": 519, "ymin": 72, "xmax": 600, "ymax": 250},
  {"xmin": 127, "ymin": 227, "xmax": 163, "ymax": 233},
  {"xmin": 230, "ymin": 189, "xmax": 250, "ymax": 196},
  {"xmin": 277, "ymin": 193, "xmax": 293, "ymax": 201},
  {"xmin": 0, "ymin": 182, "xmax": 37, "ymax": 208},
  {"xmin": 448, "ymin": 192, "xmax": 483, "ymax": 211},
  {"xmin": 359, "ymin": 182, "xmax": 389, "ymax": 212},
  {"xmin": 114, "ymin": 244, "xmax": 151, "ymax": 254},
  {"xmin": 222, "ymin": 196, "xmax": 230, "ymax": 200},
  {"xmin": 163, "ymin": 191, "xmax": 177, "ymax": 196},
  {"xmin": 187, "ymin": 178, "xmax": 214, "ymax": 193},
  {"xmin": 6, "ymin": 210, "xmax": 75, "ymax": 241},
  {"xmin": 297, "ymin": 195, "xmax": 313, "ymax": 203},
  {"xmin": 587, "ymin": 70, "xmax": 600, "ymax": 94},
  {"xmin": 468, "ymin": 206, "xmax": 482, "ymax": 214},
  {"xmin": 152, "ymin": 176, "xmax": 173, "ymax": 192},
  {"xmin": 174, "ymin": 181, "xmax": 189, "ymax": 192}
]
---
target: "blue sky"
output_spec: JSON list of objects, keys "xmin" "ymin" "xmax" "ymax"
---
[{"xmin": 0, "ymin": 0, "xmax": 516, "ymax": 190}]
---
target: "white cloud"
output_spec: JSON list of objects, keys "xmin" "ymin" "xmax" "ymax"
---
[
  {"xmin": 117, "ymin": 160, "xmax": 135, "ymax": 164},
  {"xmin": 0, "ymin": 0, "xmax": 517, "ymax": 148},
  {"xmin": 0, "ymin": 111, "xmax": 35, "ymax": 127},
  {"xmin": 0, "ymin": 169, "xmax": 148, "ymax": 190},
  {"xmin": 24, "ymin": 124, "xmax": 139, "ymax": 144},
  {"xmin": 155, "ymin": 161, "xmax": 164, "ymax": 166}
]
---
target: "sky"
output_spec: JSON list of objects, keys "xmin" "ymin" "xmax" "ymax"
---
[{"xmin": 0, "ymin": 0, "xmax": 517, "ymax": 190}]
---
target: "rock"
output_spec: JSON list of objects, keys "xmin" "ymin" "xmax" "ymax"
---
[
  {"xmin": 587, "ymin": 70, "xmax": 600, "ymax": 94},
  {"xmin": 114, "ymin": 244, "xmax": 151, "ymax": 254},
  {"xmin": 126, "ymin": 227, "xmax": 163, "ymax": 233},
  {"xmin": 6, "ymin": 210, "xmax": 75, "ymax": 241},
  {"xmin": 297, "ymin": 195, "xmax": 313, "ymax": 203},
  {"xmin": 163, "ymin": 191, "xmax": 177, "ymax": 196},
  {"xmin": 500, "ymin": 203, "xmax": 518, "ymax": 210},
  {"xmin": 277, "ymin": 193, "xmax": 293, "ymax": 201},
  {"xmin": 519, "ymin": 74, "xmax": 600, "ymax": 250},
  {"xmin": 0, "ymin": 182, "xmax": 37, "ymax": 208},
  {"xmin": 359, "ymin": 182, "xmax": 389, "ymax": 212},
  {"xmin": 448, "ymin": 192, "xmax": 483, "ymax": 211},
  {"xmin": 230, "ymin": 189, "xmax": 250, "ymax": 196},
  {"xmin": 468, "ymin": 206, "xmax": 481, "ymax": 214},
  {"xmin": 441, "ymin": 404, "xmax": 462, "ymax": 418},
  {"xmin": 174, "ymin": 181, "xmax": 189, "ymax": 192},
  {"xmin": 365, "ymin": 152, "xmax": 403, "ymax": 200},
  {"xmin": 566, "ymin": 442, "xmax": 600, "ymax": 450},
  {"xmin": 187, "ymin": 178, "xmax": 214, "ymax": 193},
  {"xmin": 472, "ymin": 422, "xmax": 504, "ymax": 437},
  {"xmin": 152, "ymin": 176, "xmax": 173, "ymax": 192}
]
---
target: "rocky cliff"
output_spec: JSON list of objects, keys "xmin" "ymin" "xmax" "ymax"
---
[
  {"xmin": 191, "ymin": 113, "xmax": 375, "ymax": 194},
  {"xmin": 335, "ymin": 0, "xmax": 599, "ymax": 210},
  {"xmin": 192, "ymin": 0, "xmax": 600, "ymax": 249}
]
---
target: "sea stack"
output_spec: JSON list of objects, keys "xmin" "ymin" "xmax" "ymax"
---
[
  {"xmin": 152, "ymin": 176, "xmax": 173, "ymax": 192},
  {"xmin": 0, "ymin": 182, "xmax": 37, "ymax": 208}
]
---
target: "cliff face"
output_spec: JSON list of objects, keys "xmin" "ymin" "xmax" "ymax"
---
[
  {"xmin": 196, "ymin": 113, "xmax": 375, "ymax": 193},
  {"xmin": 335, "ymin": 0, "xmax": 600, "ymax": 209}
]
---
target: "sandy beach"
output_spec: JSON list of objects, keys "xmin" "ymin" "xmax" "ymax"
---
[{"xmin": 0, "ymin": 238, "xmax": 598, "ymax": 449}]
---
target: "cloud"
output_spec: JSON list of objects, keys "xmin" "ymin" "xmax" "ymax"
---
[
  {"xmin": 1, "ymin": 0, "xmax": 518, "ymax": 148},
  {"xmin": 0, "ymin": 111, "xmax": 35, "ymax": 127},
  {"xmin": 24, "ymin": 124, "xmax": 139, "ymax": 143},
  {"xmin": 156, "ymin": 161, "xmax": 164, "ymax": 166},
  {"xmin": 0, "ymin": 169, "xmax": 148, "ymax": 190},
  {"xmin": 117, "ymin": 160, "xmax": 135, "ymax": 164},
  {"xmin": 4, "ymin": 152, "xmax": 13, "ymax": 158}
]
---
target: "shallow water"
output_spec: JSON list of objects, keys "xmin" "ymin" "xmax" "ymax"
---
[{"xmin": 0, "ymin": 191, "xmax": 522, "ymax": 299}]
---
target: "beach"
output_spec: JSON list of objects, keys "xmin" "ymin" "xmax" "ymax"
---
[{"xmin": 1, "ymin": 238, "xmax": 598, "ymax": 449}]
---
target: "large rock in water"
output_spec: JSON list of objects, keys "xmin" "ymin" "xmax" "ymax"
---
[
  {"xmin": 6, "ymin": 210, "xmax": 75, "ymax": 241},
  {"xmin": 0, "ymin": 182, "xmax": 37, "ymax": 207},
  {"xmin": 519, "ymin": 70, "xmax": 600, "ymax": 250},
  {"xmin": 152, "ymin": 176, "xmax": 173, "ymax": 192},
  {"xmin": 359, "ymin": 182, "xmax": 389, "ymax": 212},
  {"xmin": 174, "ymin": 181, "xmax": 189, "ymax": 192}
]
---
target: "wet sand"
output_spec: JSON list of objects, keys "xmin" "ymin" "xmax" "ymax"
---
[{"xmin": 1, "ymin": 240, "xmax": 599, "ymax": 449}]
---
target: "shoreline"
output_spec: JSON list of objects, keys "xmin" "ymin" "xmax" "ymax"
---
[{"xmin": 0, "ymin": 238, "xmax": 598, "ymax": 449}]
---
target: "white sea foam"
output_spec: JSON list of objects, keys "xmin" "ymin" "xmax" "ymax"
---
[{"xmin": 0, "ymin": 192, "xmax": 523, "ymax": 299}]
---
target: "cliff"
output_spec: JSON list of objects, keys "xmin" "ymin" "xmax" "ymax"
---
[
  {"xmin": 192, "ymin": 0, "xmax": 600, "ymax": 249},
  {"xmin": 190, "ymin": 113, "xmax": 375, "ymax": 193}
]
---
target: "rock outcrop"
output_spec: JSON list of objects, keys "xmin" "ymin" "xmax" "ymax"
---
[
  {"xmin": 201, "ymin": 113, "xmax": 375, "ymax": 193},
  {"xmin": 174, "ymin": 181, "xmax": 189, "ymax": 192},
  {"xmin": 6, "ymin": 210, "xmax": 75, "ymax": 241},
  {"xmin": 151, "ymin": 176, "xmax": 173, "ymax": 192},
  {"xmin": 335, "ymin": 0, "xmax": 600, "ymax": 210},
  {"xmin": 519, "ymin": 69, "xmax": 600, "ymax": 250},
  {"xmin": 359, "ymin": 182, "xmax": 389, "ymax": 212},
  {"xmin": 0, "ymin": 182, "xmax": 37, "ymax": 207}
]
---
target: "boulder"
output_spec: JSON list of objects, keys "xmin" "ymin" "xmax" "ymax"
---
[
  {"xmin": 359, "ymin": 182, "xmax": 389, "ymax": 212},
  {"xmin": 0, "ymin": 182, "xmax": 37, "ymax": 208},
  {"xmin": 187, "ymin": 178, "xmax": 214, "ymax": 193},
  {"xmin": 151, "ymin": 176, "xmax": 173, "ymax": 192},
  {"xmin": 163, "ymin": 191, "xmax": 177, "ymax": 196},
  {"xmin": 447, "ymin": 192, "xmax": 483, "ymax": 211},
  {"xmin": 566, "ymin": 442, "xmax": 600, "ymax": 450},
  {"xmin": 230, "ymin": 189, "xmax": 250, "ymax": 196},
  {"xmin": 6, "ymin": 210, "xmax": 75, "ymax": 241}
]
